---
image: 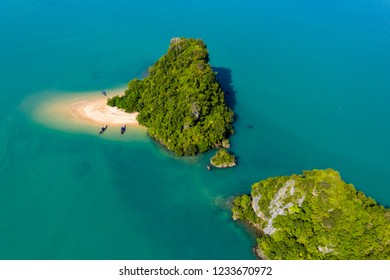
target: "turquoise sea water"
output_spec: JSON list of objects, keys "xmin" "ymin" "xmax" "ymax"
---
[{"xmin": 0, "ymin": 0, "xmax": 389, "ymax": 259}]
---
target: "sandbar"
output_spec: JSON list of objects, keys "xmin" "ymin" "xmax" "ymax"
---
[
  {"xmin": 21, "ymin": 89, "xmax": 144, "ymax": 136},
  {"xmin": 69, "ymin": 96, "xmax": 139, "ymax": 126}
]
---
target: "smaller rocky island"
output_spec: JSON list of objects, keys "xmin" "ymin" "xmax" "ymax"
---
[
  {"xmin": 210, "ymin": 148, "xmax": 236, "ymax": 168},
  {"xmin": 232, "ymin": 169, "xmax": 390, "ymax": 259}
]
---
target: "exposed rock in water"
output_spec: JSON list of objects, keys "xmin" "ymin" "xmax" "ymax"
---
[
  {"xmin": 222, "ymin": 139, "xmax": 230, "ymax": 149},
  {"xmin": 210, "ymin": 148, "xmax": 236, "ymax": 168}
]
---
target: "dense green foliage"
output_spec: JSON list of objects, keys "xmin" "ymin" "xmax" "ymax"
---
[
  {"xmin": 232, "ymin": 169, "xmax": 390, "ymax": 259},
  {"xmin": 108, "ymin": 38, "xmax": 233, "ymax": 156},
  {"xmin": 210, "ymin": 148, "xmax": 236, "ymax": 168}
]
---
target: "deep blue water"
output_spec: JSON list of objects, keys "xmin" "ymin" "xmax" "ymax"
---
[{"xmin": 0, "ymin": 0, "xmax": 389, "ymax": 259}]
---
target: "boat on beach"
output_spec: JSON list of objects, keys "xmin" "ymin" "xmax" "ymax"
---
[
  {"xmin": 99, "ymin": 125, "xmax": 108, "ymax": 134},
  {"xmin": 121, "ymin": 125, "xmax": 126, "ymax": 134}
]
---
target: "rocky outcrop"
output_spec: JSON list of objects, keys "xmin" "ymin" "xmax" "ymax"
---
[
  {"xmin": 222, "ymin": 139, "xmax": 230, "ymax": 148},
  {"xmin": 232, "ymin": 169, "xmax": 390, "ymax": 259},
  {"xmin": 170, "ymin": 37, "xmax": 184, "ymax": 45},
  {"xmin": 210, "ymin": 160, "xmax": 236, "ymax": 168},
  {"xmin": 210, "ymin": 148, "xmax": 236, "ymax": 168}
]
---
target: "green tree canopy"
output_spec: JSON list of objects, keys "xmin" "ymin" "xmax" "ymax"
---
[
  {"xmin": 210, "ymin": 148, "xmax": 236, "ymax": 168},
  {"xmin": 108, "ymin": 38, "xmax": 234, "ymax": 156},
  {"xmin": 232, "ymin": 169, "xmax": 390, "ymax": 259}
]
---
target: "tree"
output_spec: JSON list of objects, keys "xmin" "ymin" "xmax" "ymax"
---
[{"xmin": 108, "ymin": 38, "xmax": 234, "ymax": 156}]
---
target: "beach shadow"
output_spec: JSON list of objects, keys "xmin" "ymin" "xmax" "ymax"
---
[{"xmin": 213, "ymin": 67, "xmax": 237, "ymax": 111}]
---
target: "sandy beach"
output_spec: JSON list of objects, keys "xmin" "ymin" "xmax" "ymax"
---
[
  {"xmin": 69, "ymin": 96, "xmax": 139, "ymax": 126},
  {"xmin": 22, "ymin": 89, "xmax": 143, "ymax": 136}
]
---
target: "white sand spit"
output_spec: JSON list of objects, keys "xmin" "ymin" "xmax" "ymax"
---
[{"xmin": 70, "ymin": 97, "xmax": 138, "ymax": 126}]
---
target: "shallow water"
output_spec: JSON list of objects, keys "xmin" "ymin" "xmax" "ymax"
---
[{"xmin": 0, "ymin": 0, "xmax": 389, "ymax": 259}]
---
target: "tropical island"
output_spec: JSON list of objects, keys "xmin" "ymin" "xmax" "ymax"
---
[
  {"xmin": 107, "ymin": 37, "xmax": 234, "ymax": 156},
  {"xmin": 232, "ymin": 169, "xmax": 390, "ymax": 259},
  {"xmin": 210, "ymin": 148, "xmax": 236, "ymax": 168}
]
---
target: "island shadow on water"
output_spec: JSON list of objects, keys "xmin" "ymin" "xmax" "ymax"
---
[{"xmin": 213, "ymin": 67, "xmax": 238, "ymax": 120}]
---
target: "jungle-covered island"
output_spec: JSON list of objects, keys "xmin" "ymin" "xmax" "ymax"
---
[
  {"xmin": 232, "ymin": 169, "xmax": 390, "ymax": 260},
  {"xmin": 210, "ymin": 148, "xmax": 236, "ymax": 168},
  {"xmin": 108, "ymin": 38, "xmax": 234, "ymax": 156}
]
